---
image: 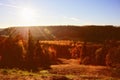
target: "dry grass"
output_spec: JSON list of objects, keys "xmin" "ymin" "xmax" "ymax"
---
[{"xmin": 0, "ymin": 59, "xmax": 120, "ymax": 80}]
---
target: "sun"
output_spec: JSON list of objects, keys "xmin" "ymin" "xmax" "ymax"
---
[
  {"xmin": 21, "ymin": 8, "xmax": 35, "ymax": 20},
  {"xmin": 19, "ymin": 7, "xmax": 37, "ymax": 26}
]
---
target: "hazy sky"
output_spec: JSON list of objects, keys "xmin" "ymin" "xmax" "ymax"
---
[{"xmin": 0, "ymin": 0, "xmax": 120, "ymax": 28}]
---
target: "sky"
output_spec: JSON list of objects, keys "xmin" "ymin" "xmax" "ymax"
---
[{"xmin": 0, "ymin": 0, "xmax": 120, "ymax": 28}]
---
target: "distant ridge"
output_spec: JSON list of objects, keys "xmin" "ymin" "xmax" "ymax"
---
[{"xmin": 0, "ymin": 25, "xmax": 120, "ymax": 42}]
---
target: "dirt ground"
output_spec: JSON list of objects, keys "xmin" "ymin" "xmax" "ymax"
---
[
  {"xmin": 49, "ymin": 58, "xmax": 120, "ymax": 80},
  {"xmin": 0, "ymin": 58, "xmax": 120, "ymax": 80}
]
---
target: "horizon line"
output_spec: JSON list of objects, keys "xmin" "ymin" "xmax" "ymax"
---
[{"xmin": 0, "ymin": 24, "xmax": 120, "ymax": 29}]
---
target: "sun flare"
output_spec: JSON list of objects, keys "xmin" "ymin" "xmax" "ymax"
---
[
  {"xmin": 21, "ymin": 8, "xmax": 35, "ymax": 20},
  {"xmin": 18, "ymin": 7, "xmax": 37, "ymax": 26}
]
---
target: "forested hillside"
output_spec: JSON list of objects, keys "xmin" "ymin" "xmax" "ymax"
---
[{"xmin": 0, "ymin": 25, "xmax": 120, "ymax": 42}]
